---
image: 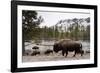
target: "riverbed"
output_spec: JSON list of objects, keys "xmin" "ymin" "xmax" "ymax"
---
[{"xmin": 22, "ymin": 40, "xmax": 90, "ymax": 62}]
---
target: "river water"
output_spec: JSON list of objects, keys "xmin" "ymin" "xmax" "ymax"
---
[
  {"xmin": 23, "ymin": 40, "xmax": 90, "ymax": 62},
  {"xmin": 24, "ymin": 40, "xmax": 90, "ymax": 53}
]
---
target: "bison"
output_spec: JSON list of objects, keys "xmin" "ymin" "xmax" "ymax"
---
[{"xmin": 53, "ymin": 39, "xmax": 84, "ymax": 57}]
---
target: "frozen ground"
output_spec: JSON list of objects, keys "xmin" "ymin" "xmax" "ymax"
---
[
  {"xmin": 23, "ymin": 40, "xmax": 90, "ymax": 62},
  {"xmin": 22, "ymin": 52, "xmax": 90, "ymax": 62}
]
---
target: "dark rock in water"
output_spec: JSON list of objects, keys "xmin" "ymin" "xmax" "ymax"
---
[
  {"xmin": 24, "ymin": 49, "xmax": 33, "ymax": 56},
  {"xmin": 32, "ymin": 46, "xmax": 39, "ymax": 50},
  {"xmin": 36, "ymin": 43, "xmax": 39, "ymax": 45},
  {"xmin": 44, "ymin": 49, "xmax": 53, "ymax": 55},
  {"xmin": 31, "ymin": 51, "xmax": 40, "ymax": 56}
]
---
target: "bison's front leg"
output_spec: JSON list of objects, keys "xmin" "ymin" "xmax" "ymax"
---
[
  {"xmin": 81, "ymin": 50, "xmax": 84, "ymax": 56},
  {"xmin": 73, "ymin": 51, "xmax": 76, "ymax": 57},
  {"xmin": 62, "ymin": 50, "xmax": 65, "ymax": 56}
]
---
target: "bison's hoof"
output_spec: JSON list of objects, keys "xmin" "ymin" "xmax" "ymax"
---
[{"xmin": 73, "ymin": 55, "xmax": 76, "ymax": 57}]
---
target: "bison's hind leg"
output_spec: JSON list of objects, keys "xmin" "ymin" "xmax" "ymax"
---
[{"xmin": 65, "ymin": 51, "xmax": 68, "ymax": 57}]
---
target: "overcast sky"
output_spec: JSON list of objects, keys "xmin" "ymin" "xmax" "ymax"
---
[{"xmin": 37, "ymin": 11, "xmax": 90, "ymax": 27}]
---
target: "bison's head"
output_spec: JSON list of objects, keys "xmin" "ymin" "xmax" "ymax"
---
[
  {"xmin": 53, "ymin": 43, "xmax": 62, "ymax": 53},
  {"xmin": 79, "ymin": 43, "xmax": 84, "ymax": 55}
]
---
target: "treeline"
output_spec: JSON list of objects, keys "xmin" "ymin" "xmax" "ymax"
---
[
  {"xmin": 53, "ymin": 18, "xmax": 90, "ymax": 41},
  {"xmin": 22, "ymin": 10, "xmax": 90, "ymax": 41}
]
